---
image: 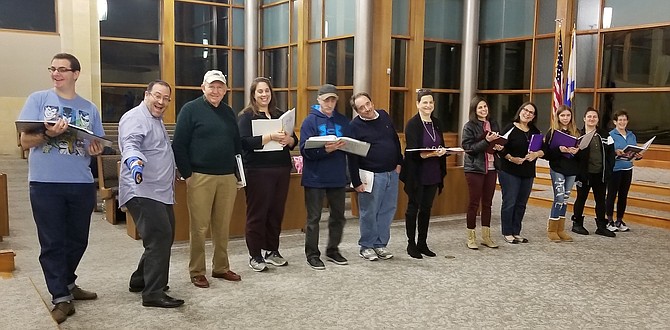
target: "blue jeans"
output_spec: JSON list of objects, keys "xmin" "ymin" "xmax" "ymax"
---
[
  {"xmin": 29, "ymin": 182, "xmax": 96, "ymax": 304},
  {"xmin": 549, "ymin": 169, "xmax": 576, "ymax": 219},
  {"xmin": 498, "ymin": 170, "xmax": 534, "ymax": 236},
  {"xmin": 358, "ymin": 171, "xmax": 399, "ymax": 249}
]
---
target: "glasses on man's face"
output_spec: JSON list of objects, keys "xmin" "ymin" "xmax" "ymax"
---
[
  {"xmin": 149, "ymin": 92, "xmax": 172, "ymax": 103},
  {"xmin": 48, "ymin": 67, "xmax": 75, "ymax": 73}
]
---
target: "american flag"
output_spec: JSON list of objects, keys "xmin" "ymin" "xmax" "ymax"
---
[{"xmin": 552, "ymin": 29, "xmax": 564, "ymax": 115}]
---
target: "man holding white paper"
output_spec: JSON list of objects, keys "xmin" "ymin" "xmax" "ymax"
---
[
  {"xmin": 348, "ymin": 92, "xmax": 403, "ymax": 261},
  {"xmin": 299, "ymin": 84, "xmax": 352, "ymax": 270}
]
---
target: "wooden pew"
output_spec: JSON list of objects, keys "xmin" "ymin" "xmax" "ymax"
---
[
  {"xmin": 0, "ymin": 173, "xmax": 9, "ymax": 241},
  {"xmin": 96, "ymin": 155, "xmax": 122, "ymax": 224},
  {"xmin": 126, "ymin": 174, "xmax": 307, "ymax": 241}
]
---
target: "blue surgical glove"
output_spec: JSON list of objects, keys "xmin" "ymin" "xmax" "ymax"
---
[{"xmin": 125, "ymin": 156, "xmax": 144, "ymax": 184}]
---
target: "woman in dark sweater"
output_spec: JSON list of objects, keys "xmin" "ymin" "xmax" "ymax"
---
[
  {"xmin": 571, "ymin": 107, "xmax": 616, "ymax": 237},
  {"xmin": 542, "ymin": 105, "xmax": 580, "ymax": 242},
  {"xmin": 496, "ymin": 102, "xmax": 544, "ymax": 244},
  {"xmin": 461, "ymin": 96, "xmax": 501, "ymax": 249},
  {"xmin": 399, "ymin": 89, "xmax": 447, "ymax": 259},
  {"xmin": 237, "ymin": 77, "xmax": 298, "ymax": 271}
]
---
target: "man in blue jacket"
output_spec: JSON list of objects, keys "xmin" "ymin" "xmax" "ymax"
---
[{"xmin": 299, "ymin": 84, "xmax": 351, "ymax": 270}]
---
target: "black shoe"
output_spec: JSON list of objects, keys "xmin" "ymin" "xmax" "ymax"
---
[
  {"xmin": 407, "ymin": 243, "xmax": 423, "ymax": 259},
  {"xmin": 417, "ymin": 244, "xmax": 436, "ymax": 257},
  {"xmin": 595, "ymin": 228, "xmax": 616, "ymax": 237},
  {"xmin": 129, "ymin": 285, "xmax": 170, "ymax": 293},
  {"xmin": 306, "ymin": 257, "xmax": 325, "ymax": 270},
  {"xmin": 142, "ymin": 295, "xmax": 185, "ymax": 308},
  {"xmin": 326, "ymin": 252, "xmax": 348, "ymax": 265},
  {"xmin": 572, "ymin": 224, "xmax": 589, "ymax": 235},
  {"xmin": 571, "ymin": 215, "xmax": 589, "ymax": 235}
]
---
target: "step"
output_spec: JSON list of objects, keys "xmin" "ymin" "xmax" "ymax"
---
[{"xmin": 528, "ymin": 196, "xmax": 670, "ymax": 229}]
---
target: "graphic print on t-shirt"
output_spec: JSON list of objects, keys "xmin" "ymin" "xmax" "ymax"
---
[{"xmin": 40, "ymin": 105, "xmax": 91, "ymax": 157}]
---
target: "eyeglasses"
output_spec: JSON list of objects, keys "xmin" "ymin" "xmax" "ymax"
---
[
  {"xmin": 522, "ymin": 108, "xmax": 536, "ymax": 115},
  {"xmin": 48, "ymin": 67, "xmax": 75, "ymax": 73},
  {"xmin": 149, "ymin": 92, "xmax": 172, "ymax": 103}
]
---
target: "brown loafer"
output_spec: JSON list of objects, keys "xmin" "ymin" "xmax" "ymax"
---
[
  {"xmin": 190, "ymin": 275, "xmax": 210, "ymax": 288},
  {"xmin": 51, "ymin": 301, "xmax": 75, "ymax": 324},
  {"xmin": 70, "ymin": 285, "xmax": 98, "ymax": 300},
  {"xmin": 212, "ymin": 270, "xmax": 241, "ymax": 282}
]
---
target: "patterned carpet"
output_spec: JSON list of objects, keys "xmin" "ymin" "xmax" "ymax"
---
[{"xmin": 1, "ymin": 155, "xmax": 669, "ymax": 329}]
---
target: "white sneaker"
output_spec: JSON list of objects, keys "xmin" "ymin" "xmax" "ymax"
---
[
  {"xmin": 616, "ymin": 220, "xmax": 630, "ymax": 232},
  {"xmin": 359, "ymin": 248, "xmax": 379, "ymax": 261},
  {"xmin": 264, "ymin": 251, "xmax": 288, "ymax": 266},
  {"xmin": 373, "ymin": 247, "xmax": 394, "ymax": 260},
  {"xmin": 606, "ymin": 221, "xmax": 619, "ymax": 232},
  {"xmin": 249, "ymin": 257, "xmax": 268, "ymax": 272}
]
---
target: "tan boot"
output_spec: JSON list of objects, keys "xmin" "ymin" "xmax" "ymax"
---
[
  {"xmin": 480, "ymin": 226, "xmax": 498, "ymax": 248},
  {"xmin": 557, "ymin": 217, "xmax": 573, "ymax": 242},
  {"xmin": 467, "ymin": 229, "xmax": 478, "ymax": 249},
  {"xmin": 547, "ymin": 218, "xmax": 561, "ymax": 242}
]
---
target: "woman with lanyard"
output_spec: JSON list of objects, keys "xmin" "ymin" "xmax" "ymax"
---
[
  {"xmin": 571, "ymin": 107, "xmax": 616, "ymax": 237},
  {"xmin": 400, "ymin": 89, "xmax": 448, "ymax": 259}
]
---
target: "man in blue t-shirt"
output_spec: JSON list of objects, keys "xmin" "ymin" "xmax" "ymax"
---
[
  {"xmin": 299, "ymin": 84, "xmax": 351, "ymax": 270},
  {"xmin": 17, "ymin": 53, "xmax": 104, "ymax": 324}
]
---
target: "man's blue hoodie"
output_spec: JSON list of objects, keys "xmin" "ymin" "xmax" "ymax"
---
[{"xmin": 299, "ymin": 105, "xmax": 351, "ymax": 188}]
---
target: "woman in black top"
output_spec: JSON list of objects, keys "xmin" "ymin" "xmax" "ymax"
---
[
  {"xmin": 237, "ymin": 77, "xmax": 298, "ymax": 271},
  {"xmin": 496, "ymin": 102, "xmax": 544, "ymax": 244},
  {"xmin": 461, "ymin": 96, "xmax": 501, "ymax": 249},
  {"xmin": 571, "ymin": 107, "xmax": 616, "ymax": 237},
  {"xmin": 399, "ymin": 89, "xmax": 447, "ymax": 259},
  {"xmin": 542, "ymin": 105, "xmax": 580, "ymax": 242}
]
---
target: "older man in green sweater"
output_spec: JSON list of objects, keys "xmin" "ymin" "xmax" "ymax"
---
[{"xmin": 172, "ymin": 70, "xmax": 243, "ymax": 288}]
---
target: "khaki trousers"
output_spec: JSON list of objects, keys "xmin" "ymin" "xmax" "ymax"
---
[{"xmin": 187, "ymin": 172, "xmax": 238, "ymax": 277}]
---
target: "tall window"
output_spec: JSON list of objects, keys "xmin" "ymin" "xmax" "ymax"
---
[
  {"xmin": 0, "ymin": 0, "xmax": 56, "ymax": 32},
  {"xmin": 422, "ymin": 0, "xmax": 463, "ymax": 133},
  {"xmin": 478, "ymin": 0, "xmax": 556, "ymax": 131},
  {"xmin": 307, "ymin": 0, "xmax": 355, "ymax": 118},
  {"xmin": 260, "ymin": 0, "xmax": 298, "ymax": 112},
  {"xmin": 99, "ymin": 0, "xmax": 244, "ymax": 122},
  {"xmin": 99, "ymin": 0, "xmax": 161, "ymax": 122},
  {"xmin": 390, "ymin": 0, "xmax": 409, "ymax": 132},
  {"xmin": 570, "ymin": 0, "xmax": 670, "ymax": 145}
]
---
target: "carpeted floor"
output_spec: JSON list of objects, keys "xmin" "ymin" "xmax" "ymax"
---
[{"xmin": 1, "ymin": 155, "xmax": 669, "ymax": 329}]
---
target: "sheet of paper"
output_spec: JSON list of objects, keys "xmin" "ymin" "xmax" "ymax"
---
[
  {"xmin": 350, "ymin": 169, "xmax": 374, "ymax": 193},
  {"xmin": 235, "ymin": 154, "xmax": 247, "ymax": 188}
]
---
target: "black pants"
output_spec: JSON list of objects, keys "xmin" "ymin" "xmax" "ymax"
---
[
  {"xmin": 405, "ymin": 184, "xmax": 438, "ymax": 246},
  {"xmin": 126, "ymin": 197, "xmax": 175, "ymax": 300},
  {"xmin": 606, "ymin": 170, "xmax": 633, "ymax": 221},
  {"xmin": 304, "ymin": 187, "xmax": 346, "ymax": 258},
  {"xmin": 573, "ymin": 173, "xmax": 607, "ymax": 221},
  {"xmin": 244, "ymin": 167, "xmax": 291, "ymax": 258}
]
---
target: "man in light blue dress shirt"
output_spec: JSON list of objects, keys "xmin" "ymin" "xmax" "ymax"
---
[{"xmin": 118, "ymin": 80, "xmax": 184, "ymax": 308}]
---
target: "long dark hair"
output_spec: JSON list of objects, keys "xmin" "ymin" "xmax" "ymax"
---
[
  {"xmin": 239, "ymin": 77, "xmax": 280, "ymax": 117},
  {"xmin": 469, "ymin": 96, "xmax": 488, "ymax": 122},
  {"xmin": 512, "ymin": 101, "xmax": 539, "ymax": 128}
]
